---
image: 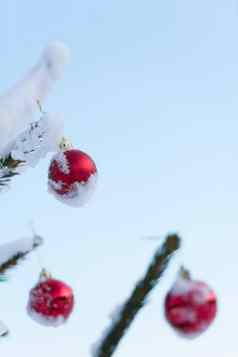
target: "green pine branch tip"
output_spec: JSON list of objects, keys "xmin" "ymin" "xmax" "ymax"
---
[{"xmin": 164, "ymin": 233, "xmax": 181, "ymax": 252}]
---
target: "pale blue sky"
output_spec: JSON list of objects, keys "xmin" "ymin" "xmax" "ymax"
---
[{"xmin": 0, "ymin": 0, "xmax": 238, "ymax": 356}]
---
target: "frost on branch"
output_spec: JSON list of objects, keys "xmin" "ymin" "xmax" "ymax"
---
[
  {"xmin": 0, "ymin": 234, "xmax": 43, "ymax": 275},
  {"xmin": 0, "ymin": 235, "xmax": 43, "ymax": 337},
  {"xmin": 10, "ymin": 113, "xmax": 64, "ymax": 168},
  {"xmin": 0, "ymin": 321, "xmax": 9, "ymax": 338},
  {"xmin": 0, "ymin": 42, "xmax": 70, "ymax": 157},
  {"xmin": 0, "ymin": 112, "xmax": 64, "ymax": 191},
  {"xmin": 0, "ymin": 156, "xmax": 22, "ymax": 192}
]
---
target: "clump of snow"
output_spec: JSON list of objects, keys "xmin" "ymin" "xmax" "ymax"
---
[
  {"xmin": 0, "ymin": 184, "xmax": 10, "ymax": 194},
  {"xmin": 27, "ymin": 305, "xmax": 66, "ymax": 327},
  {"xmin": 171, "ymin": 278, "xmax": 213, "ymax": 306},
  {"xmin": 0, "ymin": 42, "xmax": 69, "ymax": 156},
  {"xmin": 48, "ymin": 173, "xmax": 98, "ymax": 207},
  {"xmin": 0, "ymin": 167, "xmax": 11, "ymax": 178},
  {"xmin": 169, "ymin": 306, "xmax": 197, "ymax": 324},
  {"xmin": 0, "ymin": 166, "xmax": 14, "ymax": 193},
  {"xmin": 10, "ymin": 113, "xmax": 64, "ymax": 168},
  {"xmin": 42, "ymin": 42, "xmax": 71, "ymax": 80},
  {"xmin": 48, "ymin": 179, "xmax": 63, "ymax": 191},
  {"xmin": 170, "ymin": 277, "xmax": 193, "ymax": 296},
  {"xmin": 191, "ymin": 283, "xmax": 213, "ymax": 305},
  {"xmin": 109, "ymin": 304, "xmax": 123, "ymax": 322},
  {"xmin": 0, "ymin": 235, "xmax": 43, "ymax": 267},
  {"xmin": 0, "ymin": 321, "xmax": 9, "ymax": 337},
  {"xmin": 54, "ymin": 151, "xmax": 70, "ymax": 174}
]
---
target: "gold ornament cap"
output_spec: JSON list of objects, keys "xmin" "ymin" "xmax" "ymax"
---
[
  {"xmin": 39, "ymin": 268, "xmax": 52, "ymax": 282},
  {"xmin": 58, "ymin": 137, "xmax": 73, "ymax": 151},
  {"xmin": 178, "ymin": 266, "xmax": 191, "ymax": 280}
]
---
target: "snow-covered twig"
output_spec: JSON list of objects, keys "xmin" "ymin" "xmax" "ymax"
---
[
  {"xmin": 10, "ymin": 112, "xmax": 64, "ymax": 167},
  {"xmin": 0, "ymin": 111, "xmax": 64, "ymax": 191},
  {"xmin": 0, "ymin": 155, "xmax": 23, "ymax": 191},
  {"xmin": 0, "ymin": 321, "xmax": 9, "ymax": 338},
  {"xmin": 0, "ymin": 42, "xmax": 70, "ymax": 157},
  {"xmin": 0, "ymin": 234, "xmax": 43, "ymax": 275},
  {"xmin": 92, "ymin": 234, "xmax": 181, "ymax": 357}
]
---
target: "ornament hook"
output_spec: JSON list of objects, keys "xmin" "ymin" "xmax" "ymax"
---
[
  {"xmin": 179, "ymin": 266, "xmax": 191, "ymax": 280},
  {"xmin": 58, "ymin": 136, "xmax": 73, "ymax": 151},
  {"xmin": 39, "ymin": 268, "xmax": 52, "ymax": 281}
]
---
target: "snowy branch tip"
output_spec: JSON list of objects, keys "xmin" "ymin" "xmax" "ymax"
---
[
  {"xmin": 0, "ymin": 234, "xmax": 44, "ymax": 275},
  {"xmin": 42, "ymin": 42, "xmax": 71, "ymax": 80}
]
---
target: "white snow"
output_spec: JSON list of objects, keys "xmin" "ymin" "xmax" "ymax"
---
[
  {"xmin": 0, "ymin": 167, "xmax": 10, "ymax": 178},
  {"xmin": 109, "ymin": 304, "xmax": 123, "ymax": 322},
  {"xmin": 10, "ymin": 113, "xmax": 64, "ymax": 168},
  {"xmin": 0, "ymin": 235, "xmax": 43, "ymax": 267},
  {"xmin": 48, "ymin": 173, "xmax": 98, "ymax": 207},
  {"xmin": 0, "ymin": 42, "xmax": 70, "ymax": 156},
  {"xmin": 170, "ymin": 277, "xmax": 193, "ymax": 296},
  {"xmin": 169, "ymin": 306, "xmax": 197, "ymax": 324},
  {"xmin": 192, "ymin": 284, "xmax": 213, "ymax": 305},
  {"xmin": 27, "ymin": 305, "xmax": 66, "ymax": 327},
  {"xmin": 0, "ymin": 166, "xmax": 13, "ymax": 193},
  {"xmin": 48, "ymin": 179, "xmax": 63, "ymax": 191},
  {"xmin": 53, "ymin": 151, "xmax": 70, "ymax": 174},
  {"xmin": 171, "ymin": 278, "xmax": 213, "ymax": 305},
  {"xmin": 0, "ymin": 167, "xmax": 12, "ymax": 181},
  {"xmin": 42, "ymin": 42, "xmax": 71, "ymax": 80},
  {"xmin": 0, "ymin": 321, "xmax": 9, "ymax": 337}
]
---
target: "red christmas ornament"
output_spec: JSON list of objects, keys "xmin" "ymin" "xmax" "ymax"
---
[
  {"xmin": 27, "ymin": 269, "xmax": 74, "ymax": 327},
  {"xmin": 48, "ymin": 146, "xmax": 97, "ymax": 207},
  {"xmin": 164, "ymin": 268, "xmax": 217, "ymax": 338}
]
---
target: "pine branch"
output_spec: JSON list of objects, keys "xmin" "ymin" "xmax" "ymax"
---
[
  {"xmin": 0, "ymin": 155, "xmax": 24, "ymax": 190},
  {"xmin": 0, "ymin": 235, "xmax": 43, "ymax": 275},
  {"xmin": 0, "ymin": 42, "xmax": 70, "ymax": 156},
  {"xmin": 0, "ymin": 155, "xmax": 23, "ymax": 169},
  {"xmin": 0, "ymin": 171, "xmax": 19, "ymax": 187},
  {"xmin": 93, "ymin": 234, "xmax": 181, "ymax": 357}
]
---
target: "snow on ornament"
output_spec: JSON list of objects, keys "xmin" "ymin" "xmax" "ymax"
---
[
  {"xmin": 164, "ymin": 267, "xmax": 217, "ymax": 338},
  {"xmin": 27, "ymin": 269, "xmax": 74, "ymax": 327},
  {"xmin": 48, "ymin": 141, "xmax": 97, "ymax": 207}
]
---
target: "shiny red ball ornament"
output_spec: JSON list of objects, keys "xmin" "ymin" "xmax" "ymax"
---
[
  {"xmin": 165, "ymin": 268, "xmax": 217, "ymax": 338},
  {"xmin": 27, "ymin": 270, "xmax": 74, "ymax": 327},
  {"xmin": 48, "ymin": 148, "xmax": 97, "ymax": 207}
]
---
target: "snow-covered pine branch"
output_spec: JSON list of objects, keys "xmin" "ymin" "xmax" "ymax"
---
[
  {"xmin": 0, "ymin": 234, "xmax": 43, "ymax": 275},
  {"xmin": 0, "ymin": 111, "xmax": 64, "ymax": 191},
  {"xmin": 9, "ymin": 112, "xmax": 64, "ymax": 168},
  {"xmin": 0, "ymin": 42, "xmax": 70, "ymax": 157}
]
